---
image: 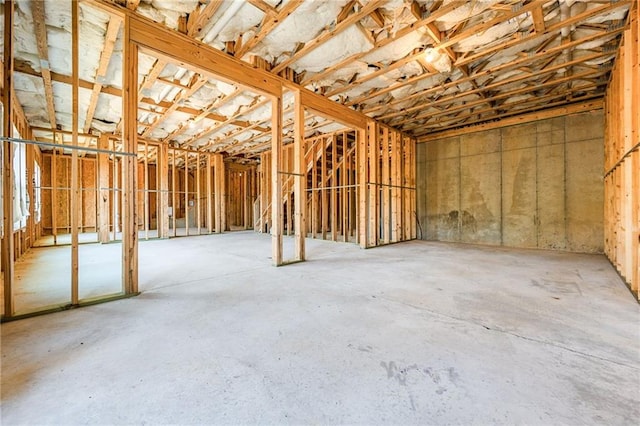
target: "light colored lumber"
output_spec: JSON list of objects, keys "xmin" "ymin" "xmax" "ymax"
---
[
  {"xmin": 71, "ymin": 0, "xmax": 79, "ymax": 304},
  {"xmin": 98, "ymin": 134, "xmax": 110, "ymax": 242},
  {"xmin": 271, "ymin": 96, "xmax": 283, "ymax": 265},
  {"xmin": 30, "ymin": 0, "xmax": 57, "ymax": 129},
  {"xmin": 1, "ymin": 0, "xmax": 14, "ymax": 317},
  {"xmin": 122, "ymin": 16, "xmax": 139, "ymax": 294}
]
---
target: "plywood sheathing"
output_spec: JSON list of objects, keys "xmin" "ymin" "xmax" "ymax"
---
[{"xmin": 603, "ymin": 2, "xmax": 639, "ymax": 300}]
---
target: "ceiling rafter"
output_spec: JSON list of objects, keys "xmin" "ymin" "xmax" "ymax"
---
[
  {"xmin": 141, "ymin": 76, "xmax": 208, "ymax": 138},
  {"xmin": 30, "ymin": 1, "xmax": 57, "ymax": 129},
  {"xmin": 393, "ymin": 68, "xmax": 609, "ymax": 127},
  {"xmin": 162, "ymin": 87, "xmax": 243, "ymax": 143},
  {"xmin": 360, "ymin": 25, "xmax": 625, "ymax": 113},
  {"xmin": 247, "ymin": 0, "xmax": 278, "ymax": 15},
  {"xmin": 184, "ymin": 97, "xmax": 270, "ymax": 149},
  {"xmin": 454, "ymin": 1, "xmax": 630, "ymax": 67},
  {"xmin": 187, "ymin": 1, "xmax": 224, "ymax": 37},
  {"xmin": 413, "ymin": 93, "xmax": 604, "ymax": 138},
  {"xmin": 83, "ymin": 16, "xmax": 122, "ymax": 133},
  {"xmin": 300, "ymin": 0, "xmax": 462, "ymax": 87},
  {"xmin": 235, "ymin": 0, "xmax": 304, "ymax": 58},
  {"xmin": 381, "ymin": 50, "xmax": 613, "ymax": 123},
  {"xmin": 271, "ymin": 1, "xmax": 381, "ymax": 74}
]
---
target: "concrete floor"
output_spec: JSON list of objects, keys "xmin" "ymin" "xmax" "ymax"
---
[{"xmin": 1, "ymin": 233, "xmax": 639, "ymax": 424}]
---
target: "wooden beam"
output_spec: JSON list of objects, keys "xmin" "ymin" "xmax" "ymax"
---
[
  {"xmin": 187, "ymin": 1, "xmax": 224, "ymax": 37},
  {"xmin": 417, "ymin": 99, "xmax": 603, "ymax": 142},
  {"xmin": 84, "ymin": 17, "xmax": 122, "ymax": 133},
  {"xmin": 403, "ymin": 73, "xmax": 608, "ymax": 132},
  {"xmin": 98, "ymin": 134, "xmax": 110, "ymax": 242},
  {"xmin": 385, "ymin": 56, "xmax": 611, "ymax": 122},
  {"xmin": 213, "ymin": 153, "xmax": 226, "ymax": 233},
  {"xmin": 369, "ymin": 8, "xmax": 386, "ymax": 28},
  {"xmin": 248, "ymin": 0, "xmax": 277, "ymax": 15},
  {"xmin": 123, "ymin": 16, "xmax": 139, "ymax": 294},
  {"xmin": 159, "ymin": 142, "xmax": 169, "ymax": 237},
  {"xmin": 142, "ymin": 76, "xmax": 208, "ymax": 138},
  {"xmin": 271, "ymin": 1, "xmax": 381, "ymax": 74},
  {"xmin": 236, "ymin": 0, "xmax": 303, "ymax": 58},
  {"xmin": 30, "ymin": 0, "xmax": 57, "ymax": 129},
  {"xmin": 532, "ymin": 5, "xmax": 546, "ymax": 33},
  {"xmin": 120, "ymin": 10, "xmax": 282, "ymax": 96},
  {"xmin": 271, "ymin": 96, "xmax": 283, "ymax": 265},
  {"xmin": 162, "ymin": 89, "xmax": 242, "ymax": 144},
  {"xmin": 294, "ymin": 90, "xmax": 305, "ymax": 260},
  {"xmin": 361, "ymin": 30, "xmax": 622, "ymax": 112},
  {"xmin": 300, "ymin": 0, "xmax": 461, "ymax": 87},
  {"xmin": 2, "ymin": 0, "xmax": 15, "ymax": 317},
  {"xmin": 71, "ymin": 0, "xmax": 80, "ymax": 305}
]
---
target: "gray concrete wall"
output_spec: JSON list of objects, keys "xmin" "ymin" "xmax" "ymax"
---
[{"xmin": 416, "ymin": 110, "xmax": 604, "ymax": 253}]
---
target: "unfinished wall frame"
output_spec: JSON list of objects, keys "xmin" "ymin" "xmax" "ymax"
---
[{"xmin": 604, "ymin": 2, "xmax": 639, "ymax": 300}]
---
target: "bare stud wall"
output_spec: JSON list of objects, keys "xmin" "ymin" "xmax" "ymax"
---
[{"xmin": 604, "ymin": 3, "xmax": 639, "ymax": 299}]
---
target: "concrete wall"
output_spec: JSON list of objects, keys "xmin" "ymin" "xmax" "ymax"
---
[{"xmin": 417, "ymin": 110, "xmax": 604, "ymax": 253}]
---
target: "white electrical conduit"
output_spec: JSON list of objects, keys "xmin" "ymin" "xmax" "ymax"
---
[{"xmin": 202, "ymin": 1, "xmax": 245, "ymax": 44}]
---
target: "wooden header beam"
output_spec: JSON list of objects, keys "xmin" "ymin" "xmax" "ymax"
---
[
  {"xmin": 88, "ymin": 0, "xmax": 371, "ymax": 133},
  {"xmin": 417, "ymin": 99, "xmax": 603, "ymax": 142}
]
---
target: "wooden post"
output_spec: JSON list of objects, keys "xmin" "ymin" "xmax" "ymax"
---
[
  {"xmin": 2, "ymin": 0, "xmax": 15, "ymax": 317},
  {"xmin": 71, "ymin": 0, "xmax": 79, "ymax": 304},
  {"xmin": 112, "ymin": 154, "xmax": 118, "ymax": 240},
  {"xmin": 143, "ymin": 141, "xmax": 149, "ymax": 240},
  {"xmin": 293, "ymin": 90, "xmax": 305, "ymax": 261},
  {"xmin": 392, "ymin": 131, "xmax": 401, "ymax": 242},
  {"xmin": 271, "ymin": 95, "xmax": 283, "ymax": 266},
  {"xmin": 311, "ymin": 141, "xmax": 318, "ymax": 238},
  {"xmin": 158, "ymin": 142, "xmax": 169, "ymax": 238},
  {"xmin": 357, "ymin": 127, "xmax": 368, "ymax": 248},
  {"xmin": 122, "ymin": 18, "xmax": 139, "ymax": 294},
  {"xmin": 52, "ymin": 139, "xmax": 58, "ymax": 244},
  {"xmin": 213, "ymin": 153, "xmax": 225, "ymax": 233},
  {"xmin": 97, "ymin": 134, "xmax": 110, "ymax": 242},
  {"xmin": 368, "ymin": 122, "xmax": 378, "ymax": 246},
  {"xmin": 184, "ymin": 150, "xmax": 189, "ymax": 236},
  {"xmin": 243, "ymin": 170, "xmax": 250, "ymax": 230},
  {"xmin": 321, "ymin": 137, "xmax": 328, "ymax": 240},
  {"xmin": 206, "ymin": 153, "xmax": 213, "ymax": 233},
  {"xmin": 171, "ymin": 148, "xmax": 176, "ymax": 236},
  {"xmin": 331, "ymin": 132, "xmax": 338, "ymax": 242},
  {"xmin": 381, "ymin": 127, "xmax": 390, "ymax": 244},
  {"xmin": 196, "ymin": 153, "xmax": 201, "ymax": 234}
]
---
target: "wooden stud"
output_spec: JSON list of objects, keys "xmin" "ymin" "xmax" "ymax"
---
[
  {"xmin": 123, "ymin": 16, "xmax": 139, "ymax": 294},
  {"xmin": 391, "ymin": 131, "xmax": 401, "ymax": 243},
  {"xmin": 367, "ymin": 122, "xmax": 378, "ymax": 247},
  {"xmin": 196, "ymin": 153, "xmax": 201, "ymax": 235},
  {"xmin": 159, "ymin": 142, "xmax": 169, "ymax": 238},
  {"xmin": 184, "ymin": 150, "xmax": 189, "ymax": 236},
  {"xmin": 1, "ymin": 0, "xmax": 14, "ymax": 317},
  {"xmin": 171, "ymin": 148, "xmax": 176, "ymax": 237},
  {"xmin": 98, "ymin": 134, "xmax": 110, "ymax": 242},
  {"xmin": 357, "ymin": 127, "xmax": 368, "ymax": 248},
  {"xmin": 293, "ymin": 89, "xmax": 305, "ymax": 260},
  {"xmin": 271, "ymin": 96, "xmax": 283, "ymax": 266},
  {"xmin": 144, "ymin": 141, "xmax": 149, "ymax": 240},
  {"xmin": 30, "ymin": 0, "xmax": 58, "ymax": 130},
  {"xmin": 213, "ymin": 153, "xmax": 225, "ymax": 233},
  {"xmin": 381, "ymin": 127, "xmax": 390, "ymax": 244},
  {"xmin": 71, "ymin": 0, "xmax": 79, "ymax": 304}
]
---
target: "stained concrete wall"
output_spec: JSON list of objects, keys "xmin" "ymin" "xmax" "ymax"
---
[{"xmin": 417, "ymin": 110, "xmax": 604, "ymax": 253}]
